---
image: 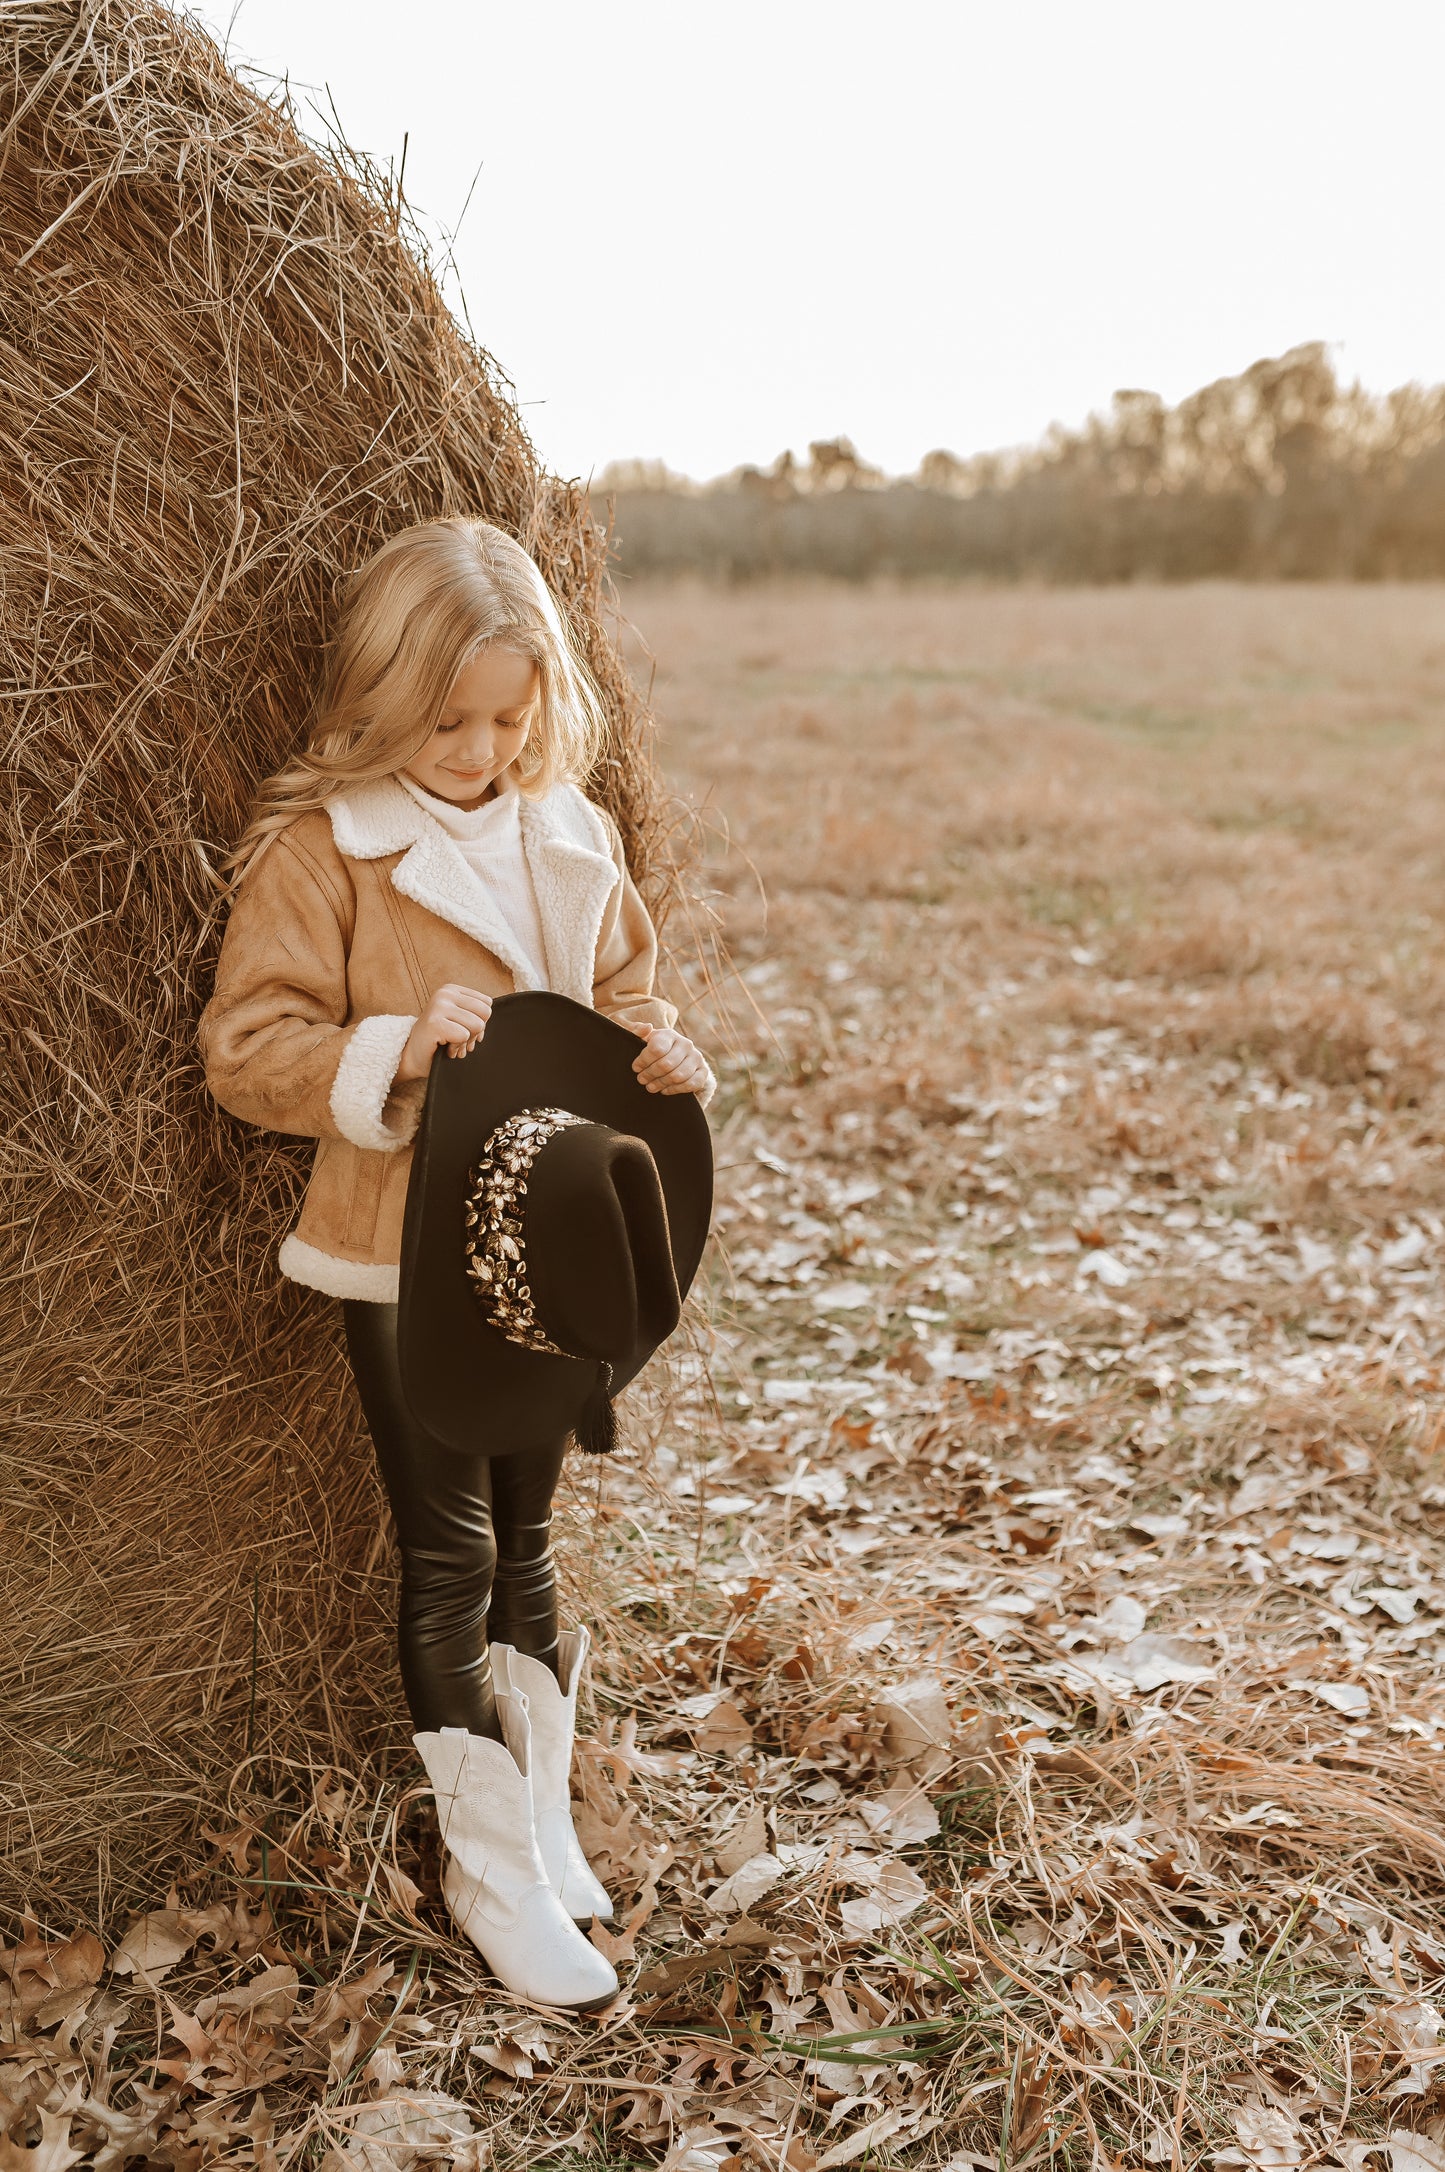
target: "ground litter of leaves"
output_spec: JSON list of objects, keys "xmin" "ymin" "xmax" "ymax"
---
[{"xmin": 10, "ymin": 579, "xmax": 1445, "ymax": 2169}]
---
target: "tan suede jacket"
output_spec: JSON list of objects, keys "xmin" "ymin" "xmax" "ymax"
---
[{"xmin": 199, "ymin": 772, "xmax": 692, "ymax": 1302}]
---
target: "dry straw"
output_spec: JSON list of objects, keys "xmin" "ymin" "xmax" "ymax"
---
[{"xmin": 0, "ymin": 0, "xmax": 678, "ymax": 1932}]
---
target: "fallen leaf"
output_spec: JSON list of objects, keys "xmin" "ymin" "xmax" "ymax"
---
[
  {"xmin": 343, "ymin": 2090, "xmax": 477, "ymax": 2170},
  {"xmin": 379, "ymin": 1862, "xmax": 426, "ymax": 1918},
  {"xmin": 28, "ymin": 1980, "xmax": 98, "ymax": 2032},
  {"xmin": 857, "ymin": 1783, "xmax": 941, "ymax": 1845},
  {"xmin": 716, "ymin": 1804, "xmax": 769, "ymax": 1876},
  {"xmin": 108, "ymin": 1910, "xmax": 197, "ymax": 1983},
  {"xmin": 202, "ymin": 1963, "xmax": 299, "ymax": 2025},
  {"xmin": 1386, "ymin": 2142, "xmax": 1445, "ymax": 2172},
  {"xmin": 1228, "ymin": 2101, "xmax": 1306, "ymax": 2168},
  {"xmin": 306, "ymin": 1956, "xmax": 398, "ymax": 2041},
  {"xmin": 876, "ymin": 1677, "xmax": 953, "ymax": 1779},
  {"xmin": 1218, "ymin": 1923, "xmax": 1249, "ymax": 1965},
  {"xmin": 1077, "ymin": 1248, "xmax": 1130, "ymax": 1287},
  {"xmin": 707, "ymin": 1853, "xmax": 786, "ymax": 1916},
  {"xmin": 470, "ymin": 2018, "xmax": 556, "ymax": 2078},
  {"xmin": 591, "ymin": 1851, "xmax": 666, "ymax": 1964},
  {"xmin": 814, "ymin": 2109, "xmax": 909, "ymax": 2168},
  {"xmin": 0, "ymin": 2108, "xmax": 88, "ymax": 2172},
  {"xmin": 364, "ymin": 2044, "xmax": 406, "ymax": 2094},
  {"xmin": 1212, "ymin": 1802, "xmax": 1301, "ymax": 1832},
  {"xmin": 1287, "ymin": 1679, "xmax": 1371, "ymax": 1719},
  {"xmin": 1086, "ymin": 1593, "xmax": 1148, "ymax": 1640},
  {"xmin": 1361, "ymin": 1587, "xmax": 1425, "ymax": 1625},
  {"xmin": 1378, "ymin": 1998, "xmax": 1444, "ymax": 2056},
  {"xmin": 838, "ymin": 1857, "xmax": 930, "ymax": 1934},
  {"xmin": 47, "ymin": 1931, "xmax": 105, "ymax": 1990},
  {"xmin": 678, "ymin": 1691, "xmax": 754, "ymax": 1753},
  {"xmin": 811, "ymin": 1280, "xmax": 875, "ymax": 1312},
  {"xmin": 1105, "ymin": 1631, "xmax": 1215, "ymax": 1691},
  {"xmin": 1129, "ymin": 1511, "xmax": 1190, "ymax": 1541},
  {"xmin": 1378, "ymin": 2137, "xmax": 1445, "ymax": 2172},
  {"xmin": 762, "ymin": 1379, "xmax": 817, "ymax": 1405}
]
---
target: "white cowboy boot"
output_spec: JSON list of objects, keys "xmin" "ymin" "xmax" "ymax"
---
[
  {"xmin": 413, "ymin": 1694, "xmax": 618, "ymax": 2010},
  {"xmin": 492, "ymin": 1628, "xmax": 615, "ymax": 1925}
]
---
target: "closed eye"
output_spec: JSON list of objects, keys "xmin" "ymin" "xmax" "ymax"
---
[{"xmin": 435, "ymin": 714, "xmax": 528, "ymax": 734}]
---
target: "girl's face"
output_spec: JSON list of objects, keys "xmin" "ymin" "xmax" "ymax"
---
[{"xmin": 402, "ymin": 644, "xmax": 539, "ymax": 809}]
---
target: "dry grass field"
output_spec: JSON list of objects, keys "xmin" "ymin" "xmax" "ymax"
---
[{"xmin": 11, "ymin": 578, "xmax": 1445, "ymax": 2170}]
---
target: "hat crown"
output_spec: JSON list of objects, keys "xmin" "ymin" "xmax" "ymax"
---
[{"xmin": 464, "ymin": 1108, "xmax": 680, "ymax": 1368}]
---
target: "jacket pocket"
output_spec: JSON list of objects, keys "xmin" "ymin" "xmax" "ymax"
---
[
  {"xmin": 344, "ymin": 1144, "xmax": 386, "ymax": 1252},
  {"xmin": 298, "ymin": 1136, "xmax": 391, "ymax": 1261}
]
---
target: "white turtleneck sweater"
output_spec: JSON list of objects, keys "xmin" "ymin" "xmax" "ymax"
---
[{"xmin": 397, "ymin": 768, "xmax": 550, "ymax": 990}]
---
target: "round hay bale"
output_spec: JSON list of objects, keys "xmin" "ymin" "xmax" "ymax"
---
[{"xmin": 0, "ymin": 0, "xmax": 673, "ymax": 1930}]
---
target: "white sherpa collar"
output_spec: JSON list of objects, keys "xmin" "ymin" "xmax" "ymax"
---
[
  {"xmin": 325, "ymin": 774, "xmax": 424, "ymax": 860},
  {"xmin": 324, "ymin": 773, "xmax": 619, "ymax": 1005}
]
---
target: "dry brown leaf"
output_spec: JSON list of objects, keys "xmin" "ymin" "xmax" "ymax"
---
[
  {"xmin": 305, "ymin": 1957, "xmax": 399, "ymax": 2044},
  {"xmin": 708, "ymin": 1853, "xmax": 786, "ymax": 1916},
  {"xmin": 108, "ymin": 1910, "xmax": 197, "ymax": 1984},
  {"xmin": 681, "ymin": 1693, "xmax": 754, "ymax": 1754},
  {"xmin": 378, "ymin": 1862, "xmax": 426, "ymax": 1920},
  {"xmin": 1214, "ymin": 2100, "xmax": 1307, "ymax": 2168},
  {"xmin": 875, "ymin": 1678, "xmax": 954, "ymax": 1779},
  {"xmin": 2, "ymin": 1927, "xmax": 105, "ymax": 2001},
  {"xmin": 590, "ymin": 1850, "xmax": 668, "ymax": 1965},
  {"xmin": 0, "ymin": 2107, "xmax": 87, "ymax": 2172},
  {"xmin": 716, "ymin": 1804, "xmax": 770, "ymax": 1875},
  {"xmin": 200, "ymin": 1963, "xmax": 299, "ymax": 2027},
  {"xmin": 857, "ymin": 1783, "xmax": 941, "ymax": 1844},
  {"xmin": 340, "ymin": 2090, "xmax": 479, "ymax": 2170},
  {"xmin": 470, "ymin": 2018, "xmax": 557, "ymax": 2079}
]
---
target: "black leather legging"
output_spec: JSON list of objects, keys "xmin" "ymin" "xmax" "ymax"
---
[{"xmin": 341, "ymin": 1299, "xmax": 567, "ymax": 1740}]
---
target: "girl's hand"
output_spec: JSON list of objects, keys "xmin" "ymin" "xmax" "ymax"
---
[
  {"xmin": 395, "ymin": 984, "xmax": 493, "ymax": 1081},
  {"xmin": 632, "ymin": 1022, "xmax": 712, "ymax": 1096}
]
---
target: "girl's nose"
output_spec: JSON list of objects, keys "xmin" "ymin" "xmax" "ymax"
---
[{"xmin": 459, "ymin": 725, "xmax": 500, "ymax": 764}]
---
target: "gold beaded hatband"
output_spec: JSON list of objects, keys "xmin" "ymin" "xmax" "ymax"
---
[{"xmin": 461, "ymin": 1107, "xmax": 590, "ymax": 1356}]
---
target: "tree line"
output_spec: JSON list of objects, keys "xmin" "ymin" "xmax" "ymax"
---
[{"xmin": 591, "ymin": 346, "xmax": 1445, "ymax": 581}]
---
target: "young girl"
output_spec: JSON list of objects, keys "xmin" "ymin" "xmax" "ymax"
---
[{"xmin": 198, "ymin": 518, "xmax": 712, "ymax": 2008}]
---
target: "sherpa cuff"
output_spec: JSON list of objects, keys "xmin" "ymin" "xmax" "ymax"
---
[
  {"xmin": 328, "ymin": 1013, "xmax": 420, "ymax": 1153},
  {"xmin": 696, "ymin": 1062, "xmax": 717, "ymax": 1112},
  {"xmin": 278, "ymin": 1234, "xmax": 400, "ymax": 1303}
]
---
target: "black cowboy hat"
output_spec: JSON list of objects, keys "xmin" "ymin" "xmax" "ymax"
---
[{"xmin": 397, "ymin": 991, "xmax": 713, "ymax": 1458}]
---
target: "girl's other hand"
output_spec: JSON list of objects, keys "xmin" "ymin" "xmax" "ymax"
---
[
  {"xmin": 632, "ymin": 1022, "xmax": 712, "ymax": 1096},
  {"xmin": 396, "ymin": 983, "xmax": 493, "ymax": 1080}
]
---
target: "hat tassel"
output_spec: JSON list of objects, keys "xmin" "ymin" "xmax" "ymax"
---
[{"xmin": 575, "ymin": 1362, "xmax": 618, "ymax": 1457}]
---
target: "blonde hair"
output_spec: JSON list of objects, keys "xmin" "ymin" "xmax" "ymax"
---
[{"xmin": 221, "ymin": 518, "xmax": 607, "ymax": 887}]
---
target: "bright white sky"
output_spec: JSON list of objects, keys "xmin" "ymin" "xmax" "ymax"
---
[{"xmin": 192, "ymin": 0, "xmax": 1445, "ymax": 486}]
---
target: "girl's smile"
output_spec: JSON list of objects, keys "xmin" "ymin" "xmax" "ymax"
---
[{"xmin": 403, "ymin": 643, "xmax": 539, "ymax": 809}]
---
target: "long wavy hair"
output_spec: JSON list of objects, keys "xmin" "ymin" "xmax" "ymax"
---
[{"xmin": 220, "ymin": 518, "xmax": 608, "ymax": 888}]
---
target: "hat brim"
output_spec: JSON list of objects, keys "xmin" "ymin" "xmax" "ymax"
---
[{"xmin": 397, "ymin": 992, "xmax": 713, "ymax": 1455}]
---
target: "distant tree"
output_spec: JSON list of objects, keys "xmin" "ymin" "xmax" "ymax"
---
[
  {"xmin": 917, "ymin": 448, "xmax": 970, "ymax": 495},
  {"xmin": 805, "ymin": 437, "xmax": 884, "ymax": 491},
  {"xmin": 592, "ymin": 456, "xmax": 695, "ymax": 494}
]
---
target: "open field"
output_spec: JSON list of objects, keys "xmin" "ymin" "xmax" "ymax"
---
[{"xmin": 10, "ymin": 579, "xmax": 1445, "ymax": 2169}]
